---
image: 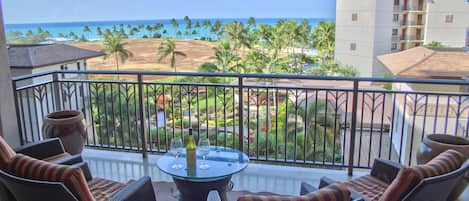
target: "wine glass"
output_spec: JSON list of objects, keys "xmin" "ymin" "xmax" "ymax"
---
[
  {"xmin": 198, "ymin": 137, "xmax": 211, "ymax": 169},
  {"xmin": 169, "ymin": 137, "xmax": 183, "ymax": 169}
]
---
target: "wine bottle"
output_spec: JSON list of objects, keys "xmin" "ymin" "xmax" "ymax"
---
[{"xmin": 186, "ymin": 128, "xmax": 196, "ymax": 169}]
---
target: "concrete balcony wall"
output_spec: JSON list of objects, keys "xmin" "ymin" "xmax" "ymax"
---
[{"xmin": 0, "ymin": 2, "xmax": 20, "ymax": 147}]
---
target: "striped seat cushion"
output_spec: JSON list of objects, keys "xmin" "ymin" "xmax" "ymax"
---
[
  {"xmin": 237, "ymin": 183, "xmax": 350, "ymax": 201},
  {"xmin": 343, "ymin": 175, "xmax": 389, "ymax": 201},
  {"xmin": 379, "ymin": 167, "xmax": 421, "ymax": 201},
  {"xmin": 0, "ymin": 136, "xmax": 16, "ymax": 170},
  {"xmin": 88, "ymin": 177, "xmax": 126, "ymax": 201},
  {"xmin": 7, "ymin": 154, "xmax": 95, "ymax": 201},
  {"xmin": 411, "ymin": 149, "xmax": 465, "ymax": 179}
]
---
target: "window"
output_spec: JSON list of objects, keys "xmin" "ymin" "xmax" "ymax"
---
[
  {"xmin": 393, "ymin": 14, "xmax": 399, "ymax": 22},
  {"xmin": 352, "ymin": 13, "xmax": 358, "ymax": 22},
  {"xmin": 445, "ymin": 15, "xmax": 454, "ymax": 23},
  {"xmin": 350, "ymin": 43, "xmax": 357, "ymax": 51},
  {"xmin": 392, "ymin": 29, "xmax": 398, "ymax": 36},
  {"xmin": 60, "ymin": 65, "xmax": 68, "ymax": 78},
  {"xmin": 392, "ymin": 43, "xmax": 398, "ymax": 50},
  {"xmin": 394, "ymin": 0, "xmax": 400, "ymax": 5}
]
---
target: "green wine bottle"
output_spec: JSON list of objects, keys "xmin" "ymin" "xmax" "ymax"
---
[{"xmin": 186, "ymin": 129, "xmax": 196, "ymax": 169}]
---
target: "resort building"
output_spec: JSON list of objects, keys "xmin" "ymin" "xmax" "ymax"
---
[
  {"xmin": 378, "ymin": 46, "xmax": 469, "ymax": 164},
  {"xmin": 8, "ymin": 44, "xmax": 103, "ymax": 85},
  {"xmin": 335, "ymin": 0, "xmax": 469, "ymax": 77},
  {"xmin": 7, "ymin": 44, "xmax": 103, "ymax": 143}
]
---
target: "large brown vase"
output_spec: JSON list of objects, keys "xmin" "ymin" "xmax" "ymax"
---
[
  {"xmin": 42, "ymin": 110, "xmax": 87, "ymax": 154},
  {"xmin": 417, "ymin": 134, "xmax": 469, "ymax": 200}
]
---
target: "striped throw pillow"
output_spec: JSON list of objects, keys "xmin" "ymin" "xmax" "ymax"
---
[
  {"xmin": 0, "ymin": 136, "xmax": 16, "ymax": 170},
  {"xmin": 7, "ymin": 154, "xmax": 95, "ymax": 201},
  {"xmin": 411, "ymin": 149, "xmax": 465, "ymax": 179},
  {"xmin": 237, "ymin": 183, "xmax": 350, "ymax": 201},
  {"xmin": 379, "ymin": 167, "xmax": 421, "ymax": 201}
]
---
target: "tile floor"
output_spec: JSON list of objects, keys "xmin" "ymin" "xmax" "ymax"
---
[{"xmin": 82, "ymin": 149, "xmax": 468, "ymax": 199}]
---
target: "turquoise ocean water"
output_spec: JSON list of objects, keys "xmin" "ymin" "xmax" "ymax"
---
[{"xmin": 5, "ymin": 18, "xmax": 333, "ymax": 41}]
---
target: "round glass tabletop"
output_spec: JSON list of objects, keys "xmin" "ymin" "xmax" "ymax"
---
[{"xmin": 157, "ymin": 146, "xmax": 249, "ymax": 181}]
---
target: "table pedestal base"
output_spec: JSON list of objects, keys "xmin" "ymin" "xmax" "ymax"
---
[{"xmin": 173, "ymin": 176, "xmax": 231, "ymax": 201}]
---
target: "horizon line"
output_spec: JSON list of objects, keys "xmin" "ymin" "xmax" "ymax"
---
[{"xmin": 5, "ymin": 17, "xmax": 336, "ymax": 26}]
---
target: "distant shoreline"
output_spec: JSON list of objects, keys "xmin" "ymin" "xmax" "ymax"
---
[
  {"xmin": 6, "ymin": 18, "xmax": 334, "ymax": 43},
  {"xmin": 5, "ymin": 17, "xmax": 335, "ymax": 26}
]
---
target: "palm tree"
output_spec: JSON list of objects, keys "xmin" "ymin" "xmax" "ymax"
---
[
  {"xmin": 277, "ymin": 99, "xmax": 338, "ymax": 161},
  {"xmin": 247, "ymin": 17, "xmax": 256, "ymax": 28},
  {"xmin": 96, "ymin": 27, "xmax": 103, "ymax": 37},
  {"xmin": 157, "ymin": 39, "xmax": 186, "ymax": 72},
  {"xmin": 146, "ymin": 25, "xmax": 153, "ymax": 36},
  {"xmin": 112, "ymin": 25, "xmax": 118, "ymax": 34},
  {"xmin": 211, "ymin": 20, "xmax": 222, "ymax": 40},
  {"xmin": 7, "ymin": 30, "xmax": 23, "ymax": 39},
  {"xmin": 102, "ymin": 33, "xmax": 133, "ymax": 73},
  {"xmin": 25, "ymin": 30, "xmax": 33, "ymax": 37},
  {"xmin": 213, "ymin": 41, "xmax": 240, "ymax": 73},
  {"xmin": 297, "ymin": 19, "xmax": 312, "ymax": 54},
  {"xmin": 312, "ymin": 21, "xmax": 335, "ymax": 60},
  {"xmin": 184, "ymin": 16, "xmax": 192, "ymax": 30},
  {"xmin": 223, "ymin": 21, "xmax": 251, "ymax": 58},
  {"xmin": 171, "ymin": 18, "xmax": 179, "ymax": 36},
  {"xmin": 69, "ymin": 31, "xmax": 78, "ymax": 40},
  {"xmin": 104, "ymin": 28, "xmax": 112, "ymax": 37},
  {"xmin": 83, "ymin": 25, "xmax": 91, "ymax": 37},
  {"xmin": 203, "ymin": 20, "xmax": 212, "ymax": 38}
]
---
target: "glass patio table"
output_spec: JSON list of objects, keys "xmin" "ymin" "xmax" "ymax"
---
[{"xmin": 157, "ymin": 146, "xmax": 249, "ymax": 201}]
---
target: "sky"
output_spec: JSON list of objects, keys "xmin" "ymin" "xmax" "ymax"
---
[{"xmin": 2, "ymin": 0, "xmax": 336, "ymax": 24}]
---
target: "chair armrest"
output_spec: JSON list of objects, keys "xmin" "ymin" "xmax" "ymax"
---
[
  {"xmin": 110, "ymin": 177, "xmax": 156, "ymax": 201},
  {"xmin": 71, "ymin": 162, "xmax": 93, "ymax": 181},
  {"xmin": 300, "ymin": 182, "xmax": 318, "ymax": 195},
  {"xmin": 54, "ymin": 154, "xmax": 84, "ymax": 166},
  {"xmin": 207, "ymin": 190, "xmax": 222, "ymax": 201},
  {"xmin": 320, "ymin": 177, "xmax": 365, "ymax": 201},
  {"xmin": 15, "ymin": 138, "xmax": 66, "ymax": 159},
  {"xmin": 370, "ymin": 159, "xmax": 403, "ymax": 184},
  {"xmin": 319, "ymin": 177, "xmax": 338, "ymax": 189}
]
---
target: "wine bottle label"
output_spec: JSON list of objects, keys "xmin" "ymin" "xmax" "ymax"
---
[{"xmin": 186, "ymin": 149, "xmax": 196, "ymax": 168}]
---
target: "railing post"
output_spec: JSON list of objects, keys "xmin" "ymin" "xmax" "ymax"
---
[
  {"xmin": 11, "ymin": 81, "xmax": 24, "ymax": 145},
  {"xmin": 238, "ymin": 76, "xmax": 244, "ymax": 152},
  {"xmin": 138, "ymin": 74, "xmax": 148, "ymax": 158},
  {"xmin": 348, "ymin": 80, "xmax": 359, "ymax": 176},
  {"xmin": 52, "ymin": 73, "xmax": 62, "ymax": 111}
]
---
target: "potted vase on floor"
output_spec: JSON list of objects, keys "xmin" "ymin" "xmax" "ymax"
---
[
  {"xmin": 417, "ymin": 134, "xmax": 469, "ymax": 201},
  {"xmin": 42, "ymin": 110, "xmax": 87, "ymax": 154}
]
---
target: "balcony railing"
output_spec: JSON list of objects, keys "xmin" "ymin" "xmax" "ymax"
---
[
  {"xmin": 402, "ymin": 21, "xmax": 424, "ymax": 26},
  {"xmin": 11, "ymin": 70, "xmax": 469, "ymax": 175},
  {"xmin": 401, "ymin": 36, "xmax": 424, "ymax": 41},
  {"xmin": 402, "ymin": 5, "xmax": 424, "ymax": 12}
]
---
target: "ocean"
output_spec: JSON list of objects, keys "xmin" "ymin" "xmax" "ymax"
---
[{"xmin": 5, "ymin": 18, "xmax": 333, "ymax": 42}]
